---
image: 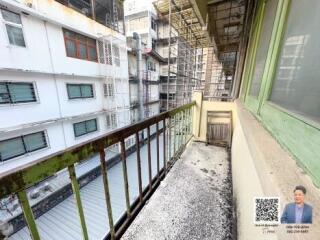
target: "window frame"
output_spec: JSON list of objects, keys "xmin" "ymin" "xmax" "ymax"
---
[
  {"xmin": 0, "ymin": 131, "xmax": 48, "ymax": 162},
  {"xmin": 63, "ymin": 29, "xmax": 98, "ymax": 62},
  {"xmin": 0, "ymin": 81, "xmax": 38, "ymax": 105},
  {"xmin": 240, "ymin": 0, "xmax": 320, "ymax": 187},
  {"xmin": 242, "ymin": 0, "xmax": 316, "ymax": 124},
  {"xmin": 0, "ymin": 9, "xmax": 26, "ymax": 48},
  {"xmin": 56, "ymin": 0, "xmax": 93, "ymax": 18},
  {"xmin": 151, "ymin": 17, "xmax": 157, "ymax": 31},
  {"xmin": 112, "ymin": 44, "xmax": 120, "ymax": 67},
  {"xmin": 103, "ymin": 83, "xmax": 114, "ymax": 97},
  {"xmin": 66, "ymin": 83, "xmax": 94, "ymax": 100},
  {"xmin": 106, "ymin": 113, "xmax": 117, "ymax": 129},
  {"xmin": 265, "ymin": 1, "xmax": 320, "ymax": 126},
  {"xmin": 73, "ymin": 118, "xmax": 98, "ymax": 138},
  {"xmin": 97, "ymin": 40, "xmax": 113, "ymax": 65}
]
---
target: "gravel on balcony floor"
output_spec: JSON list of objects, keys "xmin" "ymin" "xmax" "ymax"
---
[{"xmin": 122, "ymin": 141, "xmax": 234, "ymax": 240}]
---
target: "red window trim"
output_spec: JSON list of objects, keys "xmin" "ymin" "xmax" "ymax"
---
[{"xmin": 63, "ymin": 29, "xmax": 98, "ymax": 62}]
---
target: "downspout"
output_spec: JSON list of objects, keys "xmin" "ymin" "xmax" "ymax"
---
[
  {"xmin": 133, "ymin": 32, "xmax": 144, "ymax": 121},
  {"xmin": 44, "ymin": 21, "xmax": 67, "ymax": 148}
]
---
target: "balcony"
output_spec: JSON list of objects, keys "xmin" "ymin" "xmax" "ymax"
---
[
  {"xmin": 55, "ymin": 0, "xmax": 124, "ymax": 33},
  {"xmin": 1, "ymin": 93, "xmax": 319, "ymax": 240},
  {"xmin": 0, "ymin": 102, "xmax": 194, "ymax": 240}
]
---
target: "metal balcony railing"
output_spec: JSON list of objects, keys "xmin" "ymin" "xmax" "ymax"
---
[{"xmin": 0, "ymin": 102, "xmax": 195, "ymax": 240}]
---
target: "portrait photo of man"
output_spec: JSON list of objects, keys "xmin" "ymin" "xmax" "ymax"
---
[{"xmin": 281, "ymin": 185, "xmax": 313, "ymax": 224}]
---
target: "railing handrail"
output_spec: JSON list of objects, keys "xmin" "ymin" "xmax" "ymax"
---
[{"xmin": 0, "ymin": 101, "xmax": 195, "ymax": 199}]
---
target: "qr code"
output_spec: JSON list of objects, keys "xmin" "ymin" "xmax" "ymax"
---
[{"xmin": 254, "ymin": 197, "xmax": 280, "ymax": 224}]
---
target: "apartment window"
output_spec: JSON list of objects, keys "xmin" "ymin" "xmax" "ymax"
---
[
  {"xmin": 67, "ymin": 84, "xmax": 94, "ymax": 99},
  {"xmin": 112, "ymin": 45, "xmax": 120, "ymax": 66},
  {"xmin": 97, "ymin": 41, "xmax": 105, "ymax": 64},
  {"xmin": 147, "ymin": 62, "xmax": 156, "ymax": 72},
  {"xmin": 250, "ymin": 0, "xmax": 278, "ymax": 96},
  {"xmin": 0, "ymin": 82, "xmax": 36, "ymax": 104},
  {"xmin": 98, "ymin": 40, "xmax": 112, "ymax": 65},
  {"xmin": 0, "ymin": 131, "xmax": 47, "ymax": 162},
  {"xmin": 125, "ymin": 137, "xmax": 134, "ymax": 149},
  {"xmin": 56, "ymin": 0, "xmax": 92, "ymax": 18},
  {"xmin": 105, "ymin": 41, "xmax": 113, "ymax": 65},
  {"xmin": 73, "ymin": 119, "xmax": 97, "ymax": 137},
  {"xmin": 1, "ymin": 9, "xmax": 25, "ymax": 47},
  {"xmin": 151, "ymin": 17, "xmax": 157, "ymax": 31},
  {"xmin": 151, "ymin": 38, "xmax": 156, "ymax": 51},
  {"xmin": 269, "ymin": 0, "xmax": 320, "ymax": 123},
  {"xmin": 63, "ymin": 29, "xmax": 97, "ymax": 61},
  {"xmin": 106, "ymin": 113, "xmax": 117, "ymax": 129},
  {"xmin": 103, "ymin": 83, "xmax": 114, "ymax": 97}
]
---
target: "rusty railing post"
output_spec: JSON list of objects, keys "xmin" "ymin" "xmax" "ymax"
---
[
  {"xmin": 135, "ymin": 132, "xmax": 143, "ymax": 203},
  {"xmin": 168, "ymin": 117, "xmax": 172, "ymax": 161},
  {"xmin": 189, "ymin": 107, "xmax": 193, "ymax": 138},
  {"xmin": 188, "ymin": 107, "xmax": 191, "ymax": 136},
  {"xmin": 99, "ymin": 148, "xmax": 115, "ymax": 240},
  {"xmin": 183, "ymin": 109, "xmax": 187, "ymax": 145},
  {"xmin": 147, "ymin": 126, "xmax": 152, "ymax": 191},
  {"xmin": 68, "ymin": 164, "xmax": 89, "ymax": 240},
  {"xmin": 173, "ymin": 115, "xmax": 176, "ymax": 157},
  {"xmin": 178, "ymin": 112, "xmax": 182, "ymax": 149},
  {"xmin": 163, "ymin": 118, "xmax": 167, "ymax": 175},
  {"xmin": 120, "ymin": 140, "xmax": 131, "ymax": 216},
  {"xmin": 17, "ymin": 190, "xmax": 40, "ymax": 240},
  {"xmin": 156, "ymin": 122, "xmax": 160, "ymax": 180}
]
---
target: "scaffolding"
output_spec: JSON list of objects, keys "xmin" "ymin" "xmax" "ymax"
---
[
  {"xmin": 98, "ymin": 34, "xmax": 131, "ymax": 129},
  {"xmin": 127, "ymin": 36, "xmax": 161, "ymax": 119},
  {"xmin": 201, "ymin": 0, "xmax": 247, "ymax": 100},
  {"xmin": 154, "ymin": 0, "xmax": 248, "ymax": 103},
  {"xmin": 154, "ymin": 0, "xmax": 211, "ymax": 111},
  {"xmin": 203, "ymin": 50, "xmax": 237, "ymax": 100}
]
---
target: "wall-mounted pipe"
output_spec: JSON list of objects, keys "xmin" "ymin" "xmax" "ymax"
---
[{"xmin": 133, "ymin": 32, "xmax": 145, "ymax": 120}]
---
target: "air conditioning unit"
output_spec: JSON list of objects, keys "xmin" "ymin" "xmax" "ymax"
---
[
  {"xmin": 0, "ymin": 221, "xmax": 14, "ymax": 237},
  {"xmin": 41, "ymin": 182, "xmax": 53, "ymax": 192},
  {"xmin": 10, "ymin": 202, "xmax": 19, "ymax": 212},
  {"xmin": 29, "ymin": 189, "xmax": 40, "ymax": 199}
]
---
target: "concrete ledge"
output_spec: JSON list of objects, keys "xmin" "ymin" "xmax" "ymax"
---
[{"xmin": 233, "ymin": 100, "xmax": 320, "ymax": 240}]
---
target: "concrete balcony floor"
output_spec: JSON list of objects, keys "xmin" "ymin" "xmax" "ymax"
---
[{"xmin": 122, "ymin": 141, "xmax": 234, "ymax": 240}]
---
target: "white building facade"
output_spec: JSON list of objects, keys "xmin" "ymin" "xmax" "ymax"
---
[
  {"xmin": 124, "ymin": 0, "xmax": 161, "ymax": 121},
  {"xmin": 0, "ymin": 0, "xmax": 132, "ymax": 173}
]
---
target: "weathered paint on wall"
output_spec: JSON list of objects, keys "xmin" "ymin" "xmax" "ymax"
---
[{"xmin": 260, "ymin": 103, "xmax": 320, "ymax": 187}]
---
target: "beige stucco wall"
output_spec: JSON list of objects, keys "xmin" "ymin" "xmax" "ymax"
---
[
  {"xmin": 192, "ymin": 91, "xmax": 236, "ymax": 142},
  {"xmin": 231, "ymin": 107, "xmax": 275, "ymax": 240}
]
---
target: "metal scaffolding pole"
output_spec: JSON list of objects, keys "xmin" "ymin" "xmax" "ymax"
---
[
  {"xmin": 166, "ymin": 0, "xmax": 172, "ymax": 111},
  {"xmin": 154, "ymin": 0, "xmax": 211, "ymax": 110}
]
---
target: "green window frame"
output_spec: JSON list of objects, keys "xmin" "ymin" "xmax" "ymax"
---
[
  {"xmin": 67, "ymin": 83, "xmax": 94, "ymax": 99},
  {"xmin": 73, "ymin": 119, "xmax": 98, "ymax": 137},
  {"xmin": 0, "ymin": 131, "xmax": 47, "ymax": 162},
  {"xmin": 241, "ymin": 0, "xmax": 320, "ymax": 187}
]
